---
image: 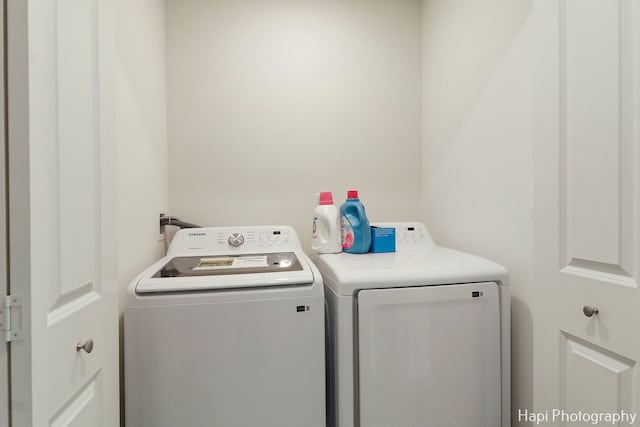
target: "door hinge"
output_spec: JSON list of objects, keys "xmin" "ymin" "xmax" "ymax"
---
[{"xmin": 1, "ymin": 295, "xmax": 24, "ymax": 342}]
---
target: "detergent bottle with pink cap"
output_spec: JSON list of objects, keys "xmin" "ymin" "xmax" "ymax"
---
[
  {"xmin": 340, "ymin": 190, "xmax": 371, "ymax": 254},
  {"xmin": 312, "ymin": 192, "xmax": 342, "ymax": 254}
]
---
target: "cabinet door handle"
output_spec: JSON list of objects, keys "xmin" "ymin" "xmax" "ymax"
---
[
  {"xmin": 76, "ymin": 339, "xmax": 94, "ymax": 354},
  {"xmin": 583, "ymin": 306, "xmax": 599, "ymax": 318}
]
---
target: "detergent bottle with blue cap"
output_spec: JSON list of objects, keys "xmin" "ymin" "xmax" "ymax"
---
[{"xmin": 340, "ymin": 190, "xmax": 371, "ymax": 254}]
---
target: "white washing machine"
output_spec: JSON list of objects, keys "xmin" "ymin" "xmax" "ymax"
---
[
  {"xmin": 311, "ymin": 222, "xmax": 510, "ymax": 427},
  {"xmin": 125, "ymin": 226, "xmax": 325, "ymax": 427}
]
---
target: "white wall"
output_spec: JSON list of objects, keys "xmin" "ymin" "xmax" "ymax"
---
[
  {"xmin": 114, "ymin": 0, "xmax": 168, "ymax": 420},
  {"xmin": 115, "ymin": 0, "xmax": 168, "ymax": 306},
  {"xmin": 166, "ymin": 0, "xmax": 423, "ymax": 250},
  {"xmin": 421, "ymin": 0, "xmax": 534, "ymax": 425},
  {"xmin": 120, "ymin": 3, "xmax": 536, "ymax": 424}
]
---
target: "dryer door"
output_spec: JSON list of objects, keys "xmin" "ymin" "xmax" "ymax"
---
[{"xmin": 357, "ymin": 282, "xmax": 501, "ymax": 427}]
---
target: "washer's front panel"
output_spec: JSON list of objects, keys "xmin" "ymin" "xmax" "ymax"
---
[
  {"xmin": 357, "ymin": 282, "xmax": 501, "ymax": 427},
  {"xmin": 125, "ymin": 295, "xmax": 325, "ymax": 427}
]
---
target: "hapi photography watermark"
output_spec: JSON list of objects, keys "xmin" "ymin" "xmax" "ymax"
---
[{"xmin": 518, "ymin": 409, "xmax": 638, "ymax": 425}]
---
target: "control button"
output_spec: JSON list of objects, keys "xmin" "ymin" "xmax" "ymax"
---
[{"xmin": 228, "ymin": 233, "xmax": 245, "ymax": 247}]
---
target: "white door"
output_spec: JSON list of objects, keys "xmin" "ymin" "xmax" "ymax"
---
[
  {"xmin": 534, "ymin": 0, "xmax": 640, "ymax": 424},
  {"xmin": 6, "ymin": 0, "xmax": 119, "ymax": 426},
  {"xmin": 357, "ymin": 283, "xmax": 501, "ymax": 427}
]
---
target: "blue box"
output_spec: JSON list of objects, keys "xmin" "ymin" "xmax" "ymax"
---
[{"xmin": 370, "ymin": 227, "xmax": 396, "ymax": 253}]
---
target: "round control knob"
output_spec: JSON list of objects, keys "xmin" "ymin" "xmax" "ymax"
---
[{"xmin": 228, "ymin": 233, "xmax": 245, "ymax": 247}]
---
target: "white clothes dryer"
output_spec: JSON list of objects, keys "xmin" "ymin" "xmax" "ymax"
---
[
  {"xmin": 311, "ymin": 222, "xmax": 510, "ymax": 427},
  {"xmin": 125, "ymin": 226, "xmax": 325, "ymax": 427}
]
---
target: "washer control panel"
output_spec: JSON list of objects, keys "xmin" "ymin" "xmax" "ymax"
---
[
  {"xmin": 219, "ymin": 229, "xmax": 290, "ymax": 249},
  {"xmin": 167, "ymin": 226, "xmax": 298, "ymax": 256}
]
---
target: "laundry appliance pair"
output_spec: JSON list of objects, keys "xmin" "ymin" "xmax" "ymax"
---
[{"xmin": 125, "ymin": 223, "xmax": 509, "ymax": 427}]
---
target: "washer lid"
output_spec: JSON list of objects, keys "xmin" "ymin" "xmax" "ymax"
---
[
  {"xmin": 136, "ymin": 251, "xmax": 314, "ymax": 293},
  {"xmin": 311, "ymin": 246, "xmax": 508, "ymax": 296},
  {"xmin": 154, "ymin": 252, "xmax": 303, "ymax": 277}
]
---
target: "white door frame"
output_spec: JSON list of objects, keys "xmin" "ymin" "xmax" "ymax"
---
[
  {"xmin": 0, "ymin": 1, "xmax": 10, "ymax": 427},
  {"xmin": 6, "ymin": 0, "xmax": 31, "ymax": 424},
  {"xmin": 0, "ymin": 0, "xmax": 9, "ymax": 424}
]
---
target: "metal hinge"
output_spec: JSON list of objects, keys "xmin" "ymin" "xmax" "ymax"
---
[{"xmin": 1, "ymin": 295, "xmax": 24, "ymax": 342}]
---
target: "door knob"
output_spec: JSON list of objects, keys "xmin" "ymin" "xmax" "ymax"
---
[
  {"xmin": 76, "ymin": 339, "xmax": 94, "ymax": 354},
  {"xmin": 583, "ymin": 306, "xmax": 599, "ymax": 318}
]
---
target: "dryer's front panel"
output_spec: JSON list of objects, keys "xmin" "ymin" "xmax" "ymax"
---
[{"xmin": 357, "ymin": 282, "xmax": 501, "ymax": 427}]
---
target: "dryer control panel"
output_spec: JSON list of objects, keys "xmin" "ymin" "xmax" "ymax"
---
[
  {"xmin": 371, "ymin": 222, "xmax": 435, "ymax": 251},
  {"xmin": 167, "ymin": 226, "xmax": 299, "ymax": 256}
]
